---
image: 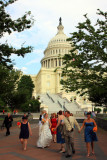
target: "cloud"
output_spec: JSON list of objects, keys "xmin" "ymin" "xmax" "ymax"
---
[
  {"xmin": 13, "ymin": 66, "xmax": 28, "ymax": 74},
  {"xmin": 26, "ymin": 49, "xmax": 44, "ymax": 65},
  {"xmin": 13, "ymin": 66, "xmax": 19, "ymax": 70},
  {"xmin": 21, "ymin": 67, "xmax": 28, "ymax": 74},
  {"xmin": 1, "ymin": 0, "xmax": 106, "ymax": 74},
  {"xmin": 26, "ymin": 58, "xmax": 41, "ymax": 65}
]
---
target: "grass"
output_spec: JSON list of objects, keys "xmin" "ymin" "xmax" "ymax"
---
[{"xmin": 0, "ymin": 118, "xmax": 4, "ymax": 121}]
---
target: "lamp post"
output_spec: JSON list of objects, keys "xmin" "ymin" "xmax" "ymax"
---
[
  {"xmin": 63, "ymin": 102, "xmax": 65, "ymax": 112},
  {"xmin": 28, "ymin": 104, "xmax": 31, "ymax": 115},
  {"xmin": 92, "ymin": 104, "xmax": 94, "ymax": 112}
]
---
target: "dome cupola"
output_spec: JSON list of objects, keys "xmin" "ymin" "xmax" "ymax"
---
[{"xmin": 41, "ymin": 18, "xmax": 72, "ymax": 69}]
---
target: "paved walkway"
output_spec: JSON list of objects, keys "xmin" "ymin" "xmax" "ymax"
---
[{"xmin": 0, "ymin": 124, "xmax": 107, "ymax": 160}]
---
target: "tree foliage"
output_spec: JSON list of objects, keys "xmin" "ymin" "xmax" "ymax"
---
[
  {"xmin": 0, "ymin": 0, "xmax": 34, "ymax": 69},
  {"xmin": 21, "ymin": 99, "xmax": 40, "ymax": 112},
  {"xmin": 17, "ymin": 75, "xmax": 35, "ymax": 99},
  {"xmin": 0, "ymin": 64, "xmax": 20, "ymax": 107},
  {"xmin": 61, "ymin": 9, "xmax": 107, "ymax": 106},
  {"xmin": 0, "ymin": 67, "xmax": 39, "ymax": 112}
]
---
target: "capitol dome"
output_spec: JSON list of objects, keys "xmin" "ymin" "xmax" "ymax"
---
[{"xmin": 41, "ymin": 18, "xmax": 72, "ymax": 68}]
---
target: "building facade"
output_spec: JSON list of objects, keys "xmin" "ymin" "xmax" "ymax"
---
[
  {"xmin": 30, "ymin": 19, "xmax": 93, "ymax": 112},
  {"xmin": 31, "ymin": 18, "xmax": 76, "ymax": 96}
]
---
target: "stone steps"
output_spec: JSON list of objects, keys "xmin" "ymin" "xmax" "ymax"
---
[{"xmin": 39, "ymin": 93, "xmax": 83, "ymax": 115}]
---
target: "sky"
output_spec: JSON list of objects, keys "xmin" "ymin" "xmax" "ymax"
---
[{"xmin": 1, "ymin": 0, "xmax": 107, "ymax": 75}]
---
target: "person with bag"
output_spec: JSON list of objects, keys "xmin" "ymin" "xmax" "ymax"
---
[
  {"xmin": 4, "ymin": 113, "xmax": 13, "ymax": 136},
  {"xmin": 79, "ymin": 112, "xmax": 98, "ymax": 157},
  {"xmin": 55, "ymin": 110, "xmax": 65, "ymax": 153},
  {"xmin": 63, "ymin": 111, "xmax": 80, "ymax": 158}
]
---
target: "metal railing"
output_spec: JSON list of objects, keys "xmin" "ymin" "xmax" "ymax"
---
[
  {"xmin": 46, "ymin": 93, "xmax": 55, "ymax": 103},
  {"xmin": 57, "ymin": 100, "xmax": 67, "ymax": 111}
]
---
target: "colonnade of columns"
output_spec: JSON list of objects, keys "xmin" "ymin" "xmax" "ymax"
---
[{"xmin": 41, "ymin": 58, "xmax": 63, "ymax": 68}]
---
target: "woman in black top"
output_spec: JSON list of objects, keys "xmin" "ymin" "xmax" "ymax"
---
[{"xmin": 19, "ymin": 116, "xmax": 32, "ymax": 150}]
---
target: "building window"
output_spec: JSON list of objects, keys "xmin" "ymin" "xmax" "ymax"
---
[
  {"xmin": 47, "ymin": 82, "xmax": 50, "ymax": 87},
  {"xmin": 47, "ymin": 75, "xmax": 50, "ymax": 78},
  {"xmin": 56, "ymin": 59, "xmax": 57, "ymax": 66}
]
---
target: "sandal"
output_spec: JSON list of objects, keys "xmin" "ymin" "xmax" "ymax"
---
[
  {"xmin": 59, "ymin": 150, "xmax": 65, "ymax": 153},
  {"xmin": 87, "ymin": 154, "xmax": 90, "ymax": 157},
  {"xmin": 92, "ymin": 152, "xmax": 95, "ymax": 155}
]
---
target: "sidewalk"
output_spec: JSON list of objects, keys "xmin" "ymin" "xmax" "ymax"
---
[{"xmin": 0, "ymin": 124, "xmax": 107, "ymax": 160}]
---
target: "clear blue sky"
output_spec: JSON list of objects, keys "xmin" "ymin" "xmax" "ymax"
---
[{"xmin": 1, "ymin": 0, "xmax": 107, "ymax": 75}]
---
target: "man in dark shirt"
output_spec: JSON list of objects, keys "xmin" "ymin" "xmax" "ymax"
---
[{"xmin": 4, "ymin": 113, "xmax": 13, "ymax": 136}]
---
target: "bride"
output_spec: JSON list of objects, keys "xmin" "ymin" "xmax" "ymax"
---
[{"xmin": 37, "ymin": 113, "xmax": 52, "ymax": 148}]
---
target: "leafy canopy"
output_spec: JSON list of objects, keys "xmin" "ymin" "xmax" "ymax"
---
[
  {"xmin": 61, "ymin": 9, "xmax": 107, "ymax": 106},
  {"xmin": 0, "ymin": 0, "xmax": 34, "ymax": 69},
  {"xmin": 17, "ymin": 75, "xmax": 35, "ymax": 99},
  {"xmin": 0, "ymin": 64, "xmax": 21, "ymax": 106}
]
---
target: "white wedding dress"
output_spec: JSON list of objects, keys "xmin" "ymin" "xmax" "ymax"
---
[{"xmin": 37, "ymin": 119, "xmax": 52, "ymax": 148}]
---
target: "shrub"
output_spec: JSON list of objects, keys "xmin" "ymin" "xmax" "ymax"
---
[
  {"xmin": 94, "ymin": 107, "xmax": 101, "ymax": 113},
  {"xmin": 103, "ymin": 108, "xmax": 107, "ymax": 113}
]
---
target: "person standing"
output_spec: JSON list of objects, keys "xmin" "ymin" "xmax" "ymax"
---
[
  {"xmin": 19, "ymin": 116, "xmax": 32, "ymax": 150},
  {"xmin": 39, "ymin": 110, "xmax": 46, "ymax": 125},
  {"xmin": 51, "ymin": 113, "xmax": 57, "ymax": 143},
  {"xmin": 22, "ymin": 113, "xmax": 27, "ymax": 120},
  {"xmin": 4, "ymin": 113, "xmax": 13, "ymax": 136},
  {"xmin": 3, "ymin": 109, "xmax": 5, "ymax": 114},
  {"xmin": 37, "ymin": 113, "xmax": 52, "ymax": 148},
  {"xmin": 38, "ymin": 110, "xmax": 46, "ymax": 135},
  {"xmin": 55, "ymin": 110, "xmax": 65, "ymax": 153},
  {"xmin": 79, "ymin": 112, "xmax": 98, "ymax": 157},
  {"xmin": 13, "ymin": 110, "xmax": 16, "ymax": 115},
  {"xmin": 63, "ymin": 111, "xmax": 80, "ymax": 158}
]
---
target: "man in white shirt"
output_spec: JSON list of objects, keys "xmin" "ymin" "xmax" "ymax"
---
[{"xmin": 63, "ymin": 111, "xmax": 80, "ymax": 158}]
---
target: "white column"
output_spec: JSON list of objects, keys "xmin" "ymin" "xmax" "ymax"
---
[
  {"xmin": 57, "ymin": 58, "xmax": 58, "ymax": 67},
  {"xmin": 61, "ymin": 58, "xmax": 63, "ymax": 66},
  {"xmin": 50, "ymin": 59, "xmax": 51, "ymax": 68},
  {"xmin": 54, "ymin": 59, "xmax": 55, "ymax": 67},
  {"xmin": 46, "ymin": 60, "xmax": 47, "ymax": 68},
  {"xmin": 48, "ymin": 59, "xmax": 49, "ymax": 68}
]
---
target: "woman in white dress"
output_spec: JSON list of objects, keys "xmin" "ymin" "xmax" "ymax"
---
[
  {"xmin": 37, "ymin": 113, "xmax": 52, "ymax": 148},
  {"xmin": 38, "ymin": 110, "xmax": 46, "ymax": 136}
]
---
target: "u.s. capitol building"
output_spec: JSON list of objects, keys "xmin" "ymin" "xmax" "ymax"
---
[{"xmin": 30, "ymin": 18, "xmax": 92, "ymax": 114}]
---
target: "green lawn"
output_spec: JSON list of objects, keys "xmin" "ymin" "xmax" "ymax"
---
[{"xmin": 0, "ymin": 118, "xmax": 4, "ymax": 121}]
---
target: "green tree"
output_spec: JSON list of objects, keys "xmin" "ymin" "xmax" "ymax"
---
[
  {"xmin": 21, "ymin": 99, "xmax": 40, "ymax": 112},
  {"xmin": 61, "ymin": 9, "xmax": 107, "ymax": 106},
  {"xmin": 94, "ymin": 107, "xmax": 101, "ymax": 113},
  {"xmin": 17, "ymin": 75, "xmax": 35, "ymax": 100},
  {"xmin": 103, "ymin": 108, "xmax": 107, "ymax": 113},
  {"xmin": 0, "ymin": 0, "xmax": 34, "ymax": 69},
  {"xmin": 0, "ymin": 64, "xmax": 20, "ymax": 108}
]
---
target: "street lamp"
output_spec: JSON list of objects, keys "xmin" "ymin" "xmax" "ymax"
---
[
  {"xmin": 63, "ymin": 102, "xmax": 65, "ymax": 112},
  {"xmin": 28, "ymin": 104, "xmax": 31, "ymax": 115},
  {"xmin": 92, "ymin": 104, "xmax": 94, "ymax": 112}
]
